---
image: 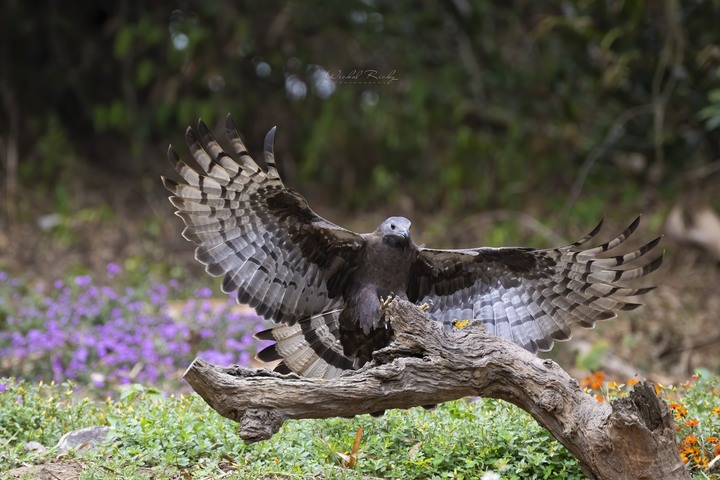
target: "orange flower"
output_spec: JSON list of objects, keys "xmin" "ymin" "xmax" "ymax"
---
[
  {"xmin": 594, "ymin": 394, "xmax": 605, "ymax": 403},
  {"xmin": 580, "ymin": 371, "xmax": 605, "ymax": 390},
  {"xmin": 683, "ymin": 435, "xmax": 698, "ymax": 445},
  {"xmin": 682, "ymin": 446, "xmax": 701, "ymax": 459},
  {"xmin": 668, "ymin": 402, "xmax": 688, "ymax": 418},
  {"xmin": 593, "ymin": 371, "xmax": 605, "ymax": 387},
  {"xmin": 711, "ymin": 406, "xmax": 720, "ymax": 415},
  {"xmin": 715, "ymin": 444, "xmax": 720, "ymax": 455},
  {"xmin": 627, "ymin": 378, "xmax": 639, "ymax": 386},
  {"xmin": 706, "ymin": 436, "xmax": 718, "ymax": 443},
  {"xmin": 678, "ymin": 444, "xmax": 699, "ymax": 464},
  {"xmin": 684, "ymin": 418, "xmax": 698, "ymax": 427}
]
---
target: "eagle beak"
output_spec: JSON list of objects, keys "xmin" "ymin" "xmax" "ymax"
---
[
  {"xmin": 395, "ymin": 229, "xmax": 410, "ymax": 241},
  {"xmin": 398, "ymin": 229, "xmax": 412, "ymax": 245}
]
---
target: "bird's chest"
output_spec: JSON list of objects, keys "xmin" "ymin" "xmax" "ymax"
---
[
  {"xmin": 341, "ymin": 236, "xmax": 417, "ymax": 333},
  {"xmin": 352, "ymin": 240, "xmax": 415, "ymax": 297}
]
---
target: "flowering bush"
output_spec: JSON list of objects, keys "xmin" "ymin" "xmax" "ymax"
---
[
  {"xmin": 667, "ymin": 374, "xmax": 720, "ymax": 471},
  {"xmin": 0, "ymin": 265, "xmax": 270, "ymax": 395},
  {"xmin": 581, "ymin": 371, "xmax": 720, "ymax": 474}
]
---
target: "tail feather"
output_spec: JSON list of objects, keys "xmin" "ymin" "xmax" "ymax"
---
[
  {"xmin": 273, "ymin": 361, "xmax": 292, "ymax": 374},
  {"xmin": 254, "ymin": 308, "xmax": 357, "ymax": 379}
]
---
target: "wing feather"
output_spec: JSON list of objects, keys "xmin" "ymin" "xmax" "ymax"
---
[
  {"xmin": 164, "ymin": 115, "xmax": 365, "ymax": 325},
  {"xmin": 408, "ymin": 217, "xmax": 662, "ymax": 353}
]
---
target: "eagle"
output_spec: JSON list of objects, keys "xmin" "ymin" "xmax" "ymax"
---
[{"xmin": 163, "ymin": 115, "xmax": 663, "ymax": 379}]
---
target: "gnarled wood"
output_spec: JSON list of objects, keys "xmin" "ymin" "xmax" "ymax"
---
[{"xmin": 183, "ymin": 299, "xmax": 689, "ymax": 480}]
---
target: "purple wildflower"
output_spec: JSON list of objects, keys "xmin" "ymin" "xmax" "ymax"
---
[
  {"xmin": 149, "ymin": 283, "xmax": 168, "ymax": 305},
  {"xmin": 0, "ymin": 269, "xmax": 268, "ymax": 394},
  {"xmin": 74, "ymin": 275, "xmax": 92, "ymax": 288},
  {"xmin": 106, "ymin": 262, "xmax": 122, "ymax": 278},
  {"xmin": 195, "ymin": 287, "xmax": 213, "ymax": 299},
  {"xmin": 51, "ymin": 354, "xmax": 65, "ymax": 383},
  {"xmin": 198, "ymin": 349, "xmax": 236, "ymax": 366}
]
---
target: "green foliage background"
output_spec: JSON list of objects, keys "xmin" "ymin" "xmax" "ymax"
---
[{"xmin": 2, "ymin": 0, "xmax": 719, "ymax": 223}]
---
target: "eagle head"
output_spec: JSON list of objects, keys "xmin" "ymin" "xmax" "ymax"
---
[{"xmin": 378, "ymin": 216, "xmax": 412, "ymax": 248}]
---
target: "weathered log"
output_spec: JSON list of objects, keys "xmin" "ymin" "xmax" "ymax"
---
[{"xmin": 183, "ymin": 299, "xmax": 690, "ymax": 480}]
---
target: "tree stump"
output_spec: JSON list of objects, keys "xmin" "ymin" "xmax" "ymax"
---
[{"xmin": 183, "ymin": 298, "xmax": 690, "ymax": 480}]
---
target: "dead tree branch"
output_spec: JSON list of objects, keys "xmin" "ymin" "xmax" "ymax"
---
[{"xmin": 184, "ymin": 299, "xmax": 689, "ymax": 480}]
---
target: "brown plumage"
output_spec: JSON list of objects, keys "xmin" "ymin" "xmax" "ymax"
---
[{"xmin": 163, "ymin": 115, "xmax": 663, "ymax": 378}]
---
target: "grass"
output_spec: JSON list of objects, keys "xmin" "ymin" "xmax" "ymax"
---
[
  {"xmin": 1, "ymin": 268, "xmax": 719, "ymax": 479},
  {"xmin": 2, "ymin": 377, "xmax": 720, "ymax": 479},
  {"xmin": 1, "ymin": 379, "xmax": 585, "ymax": 479}
]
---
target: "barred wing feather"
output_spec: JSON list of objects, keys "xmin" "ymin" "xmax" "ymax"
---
[
  {"xmin": 408, "ymin": 217, "xmax": 663, "ymax": 353},
  {"xmin": 163, "ymin": 115, "xmax": 365, "ymax": 326}
]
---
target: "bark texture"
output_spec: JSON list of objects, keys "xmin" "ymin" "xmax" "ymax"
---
[{"xmin": 184, "ymin": 299, "xmax": 690, "ymax": 480}]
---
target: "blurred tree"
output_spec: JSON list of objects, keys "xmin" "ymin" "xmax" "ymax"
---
[{"xmin": 0, "ymin": 0, "xmax": 719, "ymax": 223}]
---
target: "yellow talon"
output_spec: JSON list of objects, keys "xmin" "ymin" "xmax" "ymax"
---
[
  {"xmin": 418, "ymin": 302, "xmax": 431, "ymax": 312},
  {"xmin": 380, "ymin": 295, "xmax": 395, "ymax": 309}
]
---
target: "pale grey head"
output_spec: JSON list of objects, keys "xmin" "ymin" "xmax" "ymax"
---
[{"xmin": 377, "ymin": 216, "xmax": 412, "ymax": 248}]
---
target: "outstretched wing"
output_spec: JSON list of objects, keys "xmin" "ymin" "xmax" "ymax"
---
[
  {"xmin": 163, "ymin": 115, "xmax": 365, "ymax": 325},
  {"xmin": 407, "ymin": 217, "xmax": 663, "ymax": 352}
]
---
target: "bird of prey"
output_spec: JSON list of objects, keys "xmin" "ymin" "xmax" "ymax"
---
[{"xmin": 163, "ymin": 115, "xmax": 663, "ymax": 379}]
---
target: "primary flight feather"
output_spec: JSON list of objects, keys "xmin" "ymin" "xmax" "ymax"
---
[{"xmin": 163, "ymin": 115, "xmax": 663, "ymax": 378}]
